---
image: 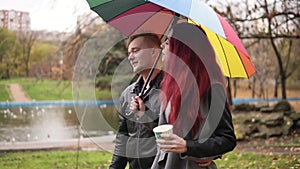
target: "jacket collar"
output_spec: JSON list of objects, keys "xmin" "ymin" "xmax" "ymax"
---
[{"xmin": 131, "ymin": 71, "xmax": 163, "ymax": 95}]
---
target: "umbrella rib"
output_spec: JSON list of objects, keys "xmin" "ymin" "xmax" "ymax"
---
[
  {"xmin": 129, "ymin": 8, "xmax": 164, "ymax": 35},
  {"xmin": 235, "ymin": 47, "xmax": 250, "ymax": 78},
  {"xmin": 161, "ymin": 13, "xmax": 178, "ymax": 41},
  {"xmin": 139, "ymin": 12, "xmax": 177, "ymax": 96},
  {"xmin": 216, "ymin": 34, "xmax": 232, "ymax": 77}
]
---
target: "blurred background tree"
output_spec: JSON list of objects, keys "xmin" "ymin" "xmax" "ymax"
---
[
  {"xmin": 0, "ymin": 0, "xmax": 299, "ymax": 100},
  {"xmin": 212, "ymin": 0, "xmax": 300, "ymax": 100},
  {"xmin": 0, "ymin": 28, "xmax": 20, "ymax": 79}
]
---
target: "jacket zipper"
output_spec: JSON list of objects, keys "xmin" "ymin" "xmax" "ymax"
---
[{"xmin": 137, "ymin": 122, "xmax": 142, "ymax": 168}]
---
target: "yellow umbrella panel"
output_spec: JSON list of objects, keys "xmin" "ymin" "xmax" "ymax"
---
[{"xmin": 189, "ymin": 20, "xmax": 256, "ymax": 78}]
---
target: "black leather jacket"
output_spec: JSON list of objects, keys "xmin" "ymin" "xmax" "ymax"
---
[
  {"xmin": 109, "ymin": 72, "xmax": 163, "ymax": 169},
  {"xmin": 151, "ymin": 83, "xmax": 236, "ymax": 169}
]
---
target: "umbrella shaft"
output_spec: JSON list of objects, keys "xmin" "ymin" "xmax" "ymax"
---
[{"xmin": 139, "ymin": 49, "xmax": 162, "ymax": 98}]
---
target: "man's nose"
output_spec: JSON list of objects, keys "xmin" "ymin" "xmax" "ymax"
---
[
  {"xmin": 128, "ymin": 53, "xmax": 134, "ymax": 60},
  {"xmin": 160, "ymin": 42, "xmax": 165, "ymax": 49}
]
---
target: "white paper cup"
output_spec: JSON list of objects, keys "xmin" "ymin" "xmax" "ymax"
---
[{"xmin": 153, "ymin": 124, "xmax": 173, "ymax": 140}]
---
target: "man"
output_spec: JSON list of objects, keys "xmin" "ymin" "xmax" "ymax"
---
[{"xmin": 109, "ymin": 33, "xmax": 163, "ymax": 169}]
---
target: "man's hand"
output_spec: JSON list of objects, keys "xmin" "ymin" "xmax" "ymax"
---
[{"xmin": 130, "ymin": 96, "xmax": 145, "ymax": 117}]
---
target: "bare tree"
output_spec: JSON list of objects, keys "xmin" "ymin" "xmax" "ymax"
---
[
  {"xmin": 19, "ymin": 31, "xmax": 37, "ymax": 77},
  {"xmin": 214, "ymin": 0, "xmax": 300, "ymax": 100}
]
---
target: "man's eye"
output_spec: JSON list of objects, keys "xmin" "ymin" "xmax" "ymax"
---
[
  {"xmin": 128, "ymin": 48, "xmax": 141, "ymax": 55},
  {"xmin": 133, "ymin": 49, "xmax": 140, "ymax": 54}
]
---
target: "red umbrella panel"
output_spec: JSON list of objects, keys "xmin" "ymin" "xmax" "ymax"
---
[{"xmin": 104, "ymin": 3, "xmax": 174, "ymax": 38}]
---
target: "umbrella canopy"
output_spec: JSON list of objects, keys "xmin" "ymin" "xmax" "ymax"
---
[
  {"xmin": 87, "ymin": 0, "xmax": 174, "ymax": 37},
  {"xmin": 86, "ymin": 0, "xmax": 256, "ymax": 78}
]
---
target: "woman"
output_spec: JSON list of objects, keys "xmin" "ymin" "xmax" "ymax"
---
[{"xmin": 151, "ymin": 22, "xmax": 236, "ymax": 169}]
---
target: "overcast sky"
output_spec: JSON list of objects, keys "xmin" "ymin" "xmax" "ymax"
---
[{"xmin": 0, "ymin": 0, "xmax": 96, "ymax": 32}]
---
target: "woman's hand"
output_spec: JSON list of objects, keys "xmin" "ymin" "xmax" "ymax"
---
[
  {"xmin": 156, "ymin": 134, "xmax": 187, "ymax": 153},
  {"xmin": 157, "ymin": 134, "xmax": 213, "ymax": 167},
  {"xmin": 130, "ymin": 96, "xmax": 145, "ymax": 117}
]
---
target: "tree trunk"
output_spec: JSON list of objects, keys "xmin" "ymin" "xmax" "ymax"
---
[
  {"xmin": 266, "ymin": 5, "xmax": 287, "ymax": 100},
  {"xmin": 252, "ymin": 77, "xmax": 256, "ymax": 98},
  {"xmin": 5, "ymin": 66, "xmax": 10, "ymax": 79},
  {"xmin": 281, "ymin": 74, "xmax": 287, "ymax": 100},
  {"xmin": 270, "ymin": 37, "xmax": 287, "ymax": 100},
  {"xmin": 259, "ymin": 81, "xmax": 264, "ymax": 99},
  {"xmin": 274, "ymin": 75, "xmax": 278, "ymax": 98},
  {"xmin": 233, "ymin": 79, "xmax": 237, "ymax": 97},
  {"xmin": 25, "ymin": 63, "xmax": 29, "ymax": 77}
]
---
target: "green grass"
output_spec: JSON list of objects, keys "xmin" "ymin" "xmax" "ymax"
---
[
  {"xmin": 23, "ymin": 79, "xmax": 73, "ymax": 100},
  {"xmin": 95, "ymin": 89, "xmax": 113, "ymax": 100},
  {"xmin": 0, "ymin": 84, "xmax": 11, "ymax": 101},
  {"xmin": 0, "ymin": 151, "xmax": 112, "ymax": 169},
  {"xmin": 215, "ymin": 151, "xmax": 299, "ymax": 168},
  {"xmin": 0, "ymin": 78, "xmax": 112, "ymax": 101},
  {"xmin": 0, "ymin": 150, "xmax": 298, "ymax": 169}
]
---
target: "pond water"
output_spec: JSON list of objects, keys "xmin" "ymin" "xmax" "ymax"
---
[
  {"xmin": 0, "ymin": 105, "xmax": 118, "ymax": 143},
  {"xmin": 3, "ymin": 98, "xmax": 298, "ymax": 143}
]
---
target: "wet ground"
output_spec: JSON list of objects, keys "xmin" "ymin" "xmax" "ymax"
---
[
  {"xmin": 235, "ymin": 135, "xmax": 300, "ymax": 155},
  {"xmin": 1, "ymin": 134, "xmax": 299, "ymax": 157},
  {"xmin": 0, "ymin": 135, "xmax": 115, "ymax": 153}
]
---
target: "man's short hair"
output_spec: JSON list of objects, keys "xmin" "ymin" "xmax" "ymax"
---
[{"xmin": 126, "ymin": 33, "xmax": 161, "ymax": 48}]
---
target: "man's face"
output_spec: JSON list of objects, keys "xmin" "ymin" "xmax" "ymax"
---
[{"xmin": 127, "ymin": 36, "xmax": 155, "ymax": 73}]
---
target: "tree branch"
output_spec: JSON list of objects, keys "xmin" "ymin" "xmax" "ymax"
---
[{"xmin": 241, "ymin": 34, "xmax": 300, "ymax": 39}]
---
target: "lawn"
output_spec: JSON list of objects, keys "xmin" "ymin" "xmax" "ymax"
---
[
  {"xmin": 0, "ymin": 151, "xmax": 111, "ymax": 169},
  {"xmin": 0, "ymin": 150, "xmax": 298, "ymax": 169},
  {"xmin": 0, "ymin": 84, "xmax": 10, "ymax": 101},
  {"xmin": 0, "ymin": 78, "xmax": 112, "ymax": 101},
  {"xmin": 215, "ymin": 152, "xmax": 299, "ymax": 168}
]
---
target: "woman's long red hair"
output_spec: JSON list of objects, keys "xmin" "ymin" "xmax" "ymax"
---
[{"xmin": 161, "ymin": 23, "xmax": 223, "ymax": 137}]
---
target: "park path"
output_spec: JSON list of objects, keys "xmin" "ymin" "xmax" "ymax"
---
[
  {"xmin": 6, "ymin": 83, "xmax": 31, "ymax": 102},
  {"xmin": 0, "ymin": 135, "xmax": 116, "ymax": 152}
]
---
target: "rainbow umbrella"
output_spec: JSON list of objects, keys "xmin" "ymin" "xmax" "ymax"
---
[{"xmin": 86, "ymin": 0, "xmax": 256, "ymax": 78}]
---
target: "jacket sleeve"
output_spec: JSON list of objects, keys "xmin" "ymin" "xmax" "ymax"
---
[
  {"xmin": 109, "ymin": 96, "xmax": 129, "ymax": 169},
  {"xmin": 184, "ymin": 84, "xmax": 236, "ymax": 158},
  {"xmin": 109, "ymin": 154, "xmax": 127, "ymax": 169}
]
